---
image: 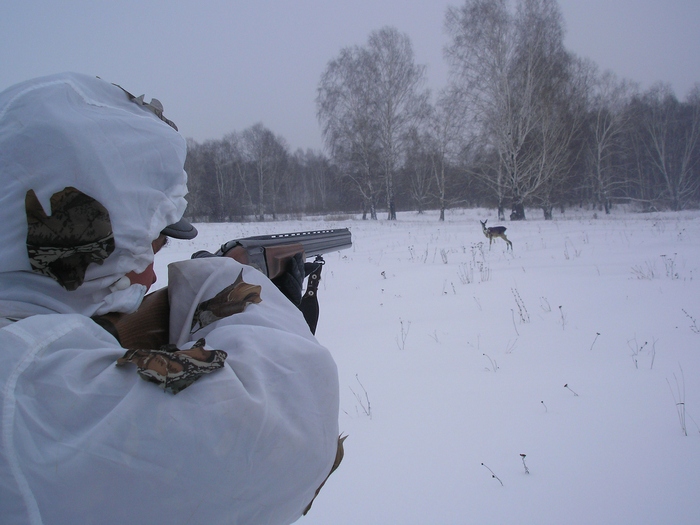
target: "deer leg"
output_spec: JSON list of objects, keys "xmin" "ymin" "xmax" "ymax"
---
[{"xmin": 502, "ymin": 234, "xmax": 512, "ymax": 250}]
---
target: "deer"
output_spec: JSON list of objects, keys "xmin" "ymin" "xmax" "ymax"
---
[{"xmin": 480, "ymin": 220, "xmax": 513, "ymax": 250}]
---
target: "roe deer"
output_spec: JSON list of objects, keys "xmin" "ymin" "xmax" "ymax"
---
[{"xmin": 481, "ymin": 220, "xmax": 512, "ymax": 250}]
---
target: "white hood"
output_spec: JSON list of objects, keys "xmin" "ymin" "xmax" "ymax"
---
[{"xmin": 0, "ymin": 72, "xmax": 188, "ymax": 317}]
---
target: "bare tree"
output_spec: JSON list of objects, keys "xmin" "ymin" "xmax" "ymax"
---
[
  {"xmin": 367, "ymin": 27, "xmax": 430, "ymax": 219},
  {"xmin": 185, "ymin": 138, "xmax": 244, "ymax": 221},
  {"xmin": 289, "ymin": 148, "xmax": 335, "ymax": 213},
  {"xmin": 212, "ymin": 133, "xmax": 248, "ymax": 220},
  {"xmin": 317, "ymin": 46, "xmax": 383, "ymax": 219},
  {"xmin": 445, "ymin": 0, "xmax": 515, "ymax": 219},
  {"xmin": 532, "ymin": 54, "xmax": 591, "ymax": 219},
  {"xmin": 318, "ymin": 26, "xmax": 428, "ymax": 219},
  {"xmin": 428, "ymin": 89, "xmax": 468, "ymax": 220},
  {"xmin": 241, "ymin": 123, "xmax": 289, "ymax": 221},
  {"xmin": 183, "ymin": 138, "xmax": 211, "ymax": 219},
  {"xmin": 508, "ymin": 0, "xmax": 575, "ymax": 219},
  {"xmin": 445, "ymin": 0, "xmax": 574, "ymax": 220},
  {"xmin": 402, "ymin": 127, "xmax": 433, "ymax": 213},
  {"xmin": 637, "ymin": 84, "xmax": 700, "ymax": 210},
  {"xmin": 584, "ymin": 70, "xmax": 637, "ymax": 213}
]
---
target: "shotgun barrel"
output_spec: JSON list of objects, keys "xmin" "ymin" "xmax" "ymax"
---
[
  {"xmin": 209, "ymin": 228, "xmax": 352, "ymax": 278},
  {"xmin": 218, "ymin": 228, "xmax": 352, "ymax": 257}
]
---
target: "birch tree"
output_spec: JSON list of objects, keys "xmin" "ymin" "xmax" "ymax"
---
[
  {"xmin": 368, "ymin": 27, "xmax": 429, "ymax": 219},
  {"xmin": 317, "ymin": 46, "xmax": 382, "ymax": 219},
  {"xmin": 241, "ymin": 123, "xmax": 289, "ymax": 221},
  {"xmin": 445, "ymin": 0, "xmax": 574, "ymax": 220},
  {"xmin": 318, "ymin": 26, "xmax": 427, "ymax": 219},
  {"xmin": 585, "ymin": 70, "xmax": 636, "ymax": 213},
  {"xmin": 429, "ymin": 89, "xmax": 467, "ymax": 220},
  {"xmin": 638, "ymin": 84, "xmax": 700, "ymax": 210}
]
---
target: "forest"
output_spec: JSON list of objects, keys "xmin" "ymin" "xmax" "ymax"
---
[{"xmin": 183, "ymin": 0, "xmax": 700, "ymax": 222}]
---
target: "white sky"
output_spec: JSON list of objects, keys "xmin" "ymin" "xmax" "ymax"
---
[{"xmin": 2, "ymin": 1, "xmax": 699, "ymax": 151}]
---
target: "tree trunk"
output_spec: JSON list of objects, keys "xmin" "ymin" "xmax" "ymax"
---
[
  {"xmin": 388, "ymin": 198, "xmax": 397, "ymax": 220},
  {"xmin": 510, "ymin": 201, "xmax": 526, "ymax": 221}
]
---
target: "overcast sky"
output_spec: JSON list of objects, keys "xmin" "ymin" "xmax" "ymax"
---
[{"xmin": 2, "ymin": 1, "xmax": 699, "ymax": 152}]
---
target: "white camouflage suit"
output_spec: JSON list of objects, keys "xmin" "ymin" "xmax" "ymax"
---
[{"xmin": 0, "ymin": 73, "xmax": 340, "ymax": 524}]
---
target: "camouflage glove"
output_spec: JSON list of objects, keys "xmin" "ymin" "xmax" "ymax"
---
[{"xmin": 116, "ymin": 339, "xmax": 227, "ymax": 394}]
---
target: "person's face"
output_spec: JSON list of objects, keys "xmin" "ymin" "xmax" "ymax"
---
[{"xmin": 124, "ymin": 234, "xmax": 168, "ymax": 292}]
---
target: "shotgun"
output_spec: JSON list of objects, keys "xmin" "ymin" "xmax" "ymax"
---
[
  {"xmin": 111, "ymin": 229, "xmax": 352, "ymax": 349},
  {"xmin": 193, "ymin": 228, "xmax": 352, "ymax": 278}
]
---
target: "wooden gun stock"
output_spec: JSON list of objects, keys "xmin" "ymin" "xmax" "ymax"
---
[
  {"xmin": 222, "ymin": 243, "xmax": 305, "ymax": 279},
  {"xmin": 214, "ymin": 228, "xmax": 352, "ymax": 279}
]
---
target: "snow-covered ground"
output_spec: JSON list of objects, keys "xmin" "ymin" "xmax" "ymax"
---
[{"xmin": 156, "ymin": 208, "xmax": 700, "ymax": 525}]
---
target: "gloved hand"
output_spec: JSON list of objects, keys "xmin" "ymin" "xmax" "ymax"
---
[
  {"xmin": 304, "ymin": 260, "xmax": 323, "ymax": 277},
  {"xmin": 193, "ymin": 248, "xmax": 312, "ymax": 308},
  {"xmin": 271, "ymin": 252, "xmax": 306, "ymax": 306},
  {"xmin": 117, "ymin": 338, "xmax": 227, "ymax": 394}
]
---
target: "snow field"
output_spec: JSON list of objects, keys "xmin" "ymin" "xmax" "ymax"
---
[{"xmin": 156, "ymin": 208, "xmax": 700, "ymax": 524}]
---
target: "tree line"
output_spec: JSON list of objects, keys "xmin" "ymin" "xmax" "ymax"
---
[{"xmin": 185, "ymin": 0, "xmax": 700, "ymax": 222}]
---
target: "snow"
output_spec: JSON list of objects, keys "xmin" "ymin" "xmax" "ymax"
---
[{"xmin": 155, "ymin": 208, "xmax": 700, "ymax": 524}]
